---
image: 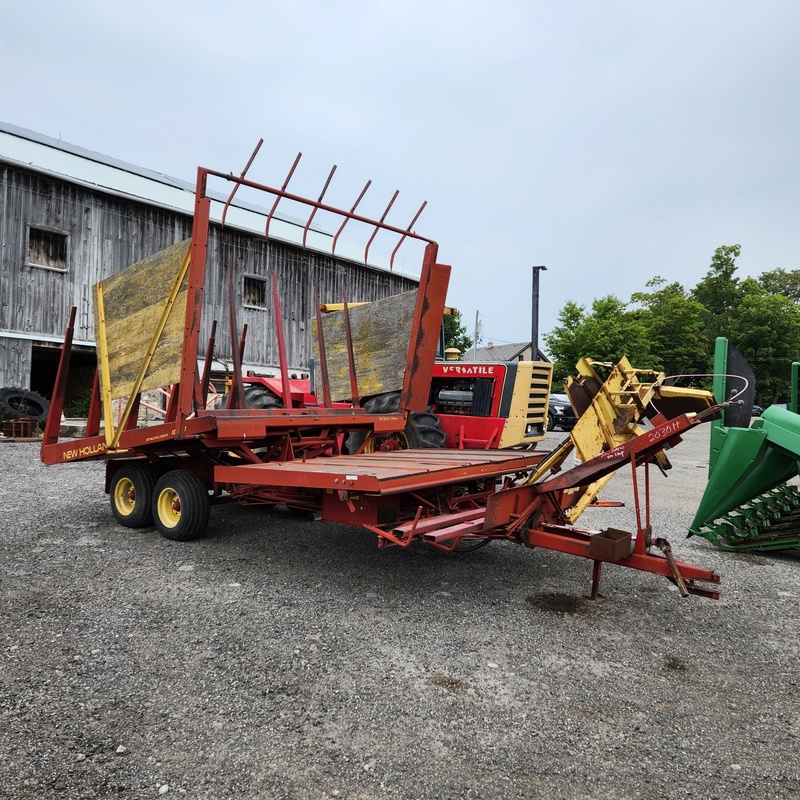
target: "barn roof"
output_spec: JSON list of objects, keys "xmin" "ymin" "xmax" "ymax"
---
[
  {"xmin": 0, "ymin": 121, "xmax": 409, "ymax": 276},
  {"xmin": 466, "ymin": 341, "xmax": 549, "ymax": 362}
]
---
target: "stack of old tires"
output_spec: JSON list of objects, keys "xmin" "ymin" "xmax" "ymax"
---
[{"xmin": 0, "ymin": 387, "xmax": 50, "ymax": 430}]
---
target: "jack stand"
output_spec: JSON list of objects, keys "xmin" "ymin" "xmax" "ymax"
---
[{"xmin": 584, "ymin": 560, "xmax": 606, "ymax": 603}]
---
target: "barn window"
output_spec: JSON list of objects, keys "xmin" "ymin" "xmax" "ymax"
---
[
  {"xmin": 27, "ymin": 227, "xmax": 68, "ymax": 271},
  {"xmin": 243, "ymin": 276, "xmax": 267, "ymax": 308}
]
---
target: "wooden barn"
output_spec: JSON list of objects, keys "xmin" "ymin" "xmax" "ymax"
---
[{"xmin": 0, "ymin": 122, "xmax": 419, "ymax": 408}]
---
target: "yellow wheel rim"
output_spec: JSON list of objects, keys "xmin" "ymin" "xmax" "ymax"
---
[
  {"xmin": 156, "ymin": 487, "xmax": 181, "ymax": 529},
  {"xmin": 113, "ymin": 477, "xmax": 137, "ymax": 517}
]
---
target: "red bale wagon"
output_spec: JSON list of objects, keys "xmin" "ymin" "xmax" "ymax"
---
[{"xmin": 41, "ymin": 151, "xmax": 722, "ymax": 600}]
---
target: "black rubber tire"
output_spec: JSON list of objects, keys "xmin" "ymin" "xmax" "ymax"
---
[
  {"xmin": 217, "ymin": 384, "xmax": 282, "ymax": 410},
  {"xmin": 0, "ymin": 387, "xmax": 50, "ymax": 427},
  {"xmin": 405, "ymin": 410, "xmax": 447, "ymax": 448},
  {"xmin": 109, "ymin": 462, "xmax": 156, "ymax": 528},
  {"xmin": 547, "ymin": 411, "xmax": 556, "ymax": 432},
  {"xmin": 345, "ymin": 392, "xmax": 445, "ymax": 453},
  {"xmin": 244, "ymin": 385, "xmax": 281, "ymax": 409},
  {"xmin": 151, "ymin": 469, "xmax": 211, "ymax": 541},
  {"xmin": 364, "ymin": 391, "xmax": 402, "ymax": 414}
]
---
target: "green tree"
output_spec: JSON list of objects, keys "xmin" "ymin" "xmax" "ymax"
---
[
  {"xmin": 733, "ymin": 289, "xmax": 800, "ymax": 404},
  {"xmin": 442, "ymin": 311, "xmax": 474, "ymax": 358},
  {"xmin": 690, "ymin": 244, "xmax": 745, "ymax": 340},
  {"xmin": 630, "ymin": 277, "xmax": 708, "ymax": 379},
  {"xmin": 546, "ymin": 244, "xmax": 800, "ymax": 403},
  {"xmin": 759, "ymin": 268, "xmax": 800, "ymax": 301},
  {"xmin": 544, "ymin": 295, "xmax": 653, "ymax": 382}
]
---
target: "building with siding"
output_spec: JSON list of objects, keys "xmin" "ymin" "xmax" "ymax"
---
[{"xmin": 0, "ymin": 122, "xmax": 419, "ymax": 404}]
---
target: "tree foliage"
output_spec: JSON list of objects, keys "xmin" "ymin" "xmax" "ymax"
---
[
  {"xmin": 630, "ymin": 277, "xmax": 708, "ymax": 379},
  {"xmin": 759, "ymin": 268, "xmax": 800, "ymax": 301},
  {"xmin": 544, "ymin": 295, "xmax": 653, "ymax": 383},
  {"xmin": 734, "ymin": 291, "xmax": 800, "ymax": 403},
  {"xmin": 546, "ymin": 245, "xmax": 800, "ymax": 404},
  {"xmin": 442, "ymin": 311, "xmax": 474, "ymax": 358}
]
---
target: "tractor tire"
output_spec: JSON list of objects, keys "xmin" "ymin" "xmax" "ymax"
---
[
  {"xmin": 244, "ymin": 385, "xmax": 282, "ymax": 409},
  {"xmin": 152, "ymin": 469, "xmax": 211, "ymax": 541},
  {"xmin": 405, "ymin": 410, "xmax": 447, "ymax": 448},
  {"xmin": 110, "ymin": 462, "xmax": 156, "ymax": 528},
  {"xmin": 345, "ymin": 392, "xmax": 445, "ymax": 454},
  {"xmin": 0, "ymin": 387, "xmax": 50, "ymax": 427},
  {"xmin": 217, "ymin": 384, "xmax": 282, "ymax": 410},
  {"xmin": 364, "ymin": 391, "xmax": 402, "ymax": 414}
]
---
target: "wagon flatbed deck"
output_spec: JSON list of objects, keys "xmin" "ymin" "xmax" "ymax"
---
[{"xmin": 215, "ymin": 448, "xmax": 545, "ymax": 494}]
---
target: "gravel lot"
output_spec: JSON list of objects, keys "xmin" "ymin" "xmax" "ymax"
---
[{"xmin": 2, "ymin": 426, "xmax": 799, "ymax": 799}]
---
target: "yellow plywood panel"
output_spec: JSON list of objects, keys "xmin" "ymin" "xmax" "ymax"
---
[
  {"xmin": 94, "ymin": 240, "xmax": 191, "ymax": 400},
  {"xmin": 312, "ymin": 290, "xmax": 418, "ymax": 401}
]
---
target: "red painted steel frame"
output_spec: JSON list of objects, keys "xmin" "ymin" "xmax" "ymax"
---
[
  {"xmin": 401, "ymin": 244, "xmax": 450, "ymax": 413},
  {"xmin": 177, "ymin": 173, "xmax": 212, "ymax": 427},
  {"xmin": 522, "ymin": 411, "xmax": 722, "ymax": 597},
  {"xmin": 41, "ymin": 163, "xmax": 447, "ymax": 461},
  {"xmin": 527, "ymin": 528, "xmax": 720, "ymax": 599},
  {"xmin": 179, "ymin": 166, "xmax": 444, "ymax": 427}
]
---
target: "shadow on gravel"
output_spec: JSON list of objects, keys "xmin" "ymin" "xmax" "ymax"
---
[
  {"xmin": 733, "ymin": 548, "xmax": 800, "ymax": 565},
  {"xmin": 663, "ymin": 655, "xmax": 690, "ymax": 672},
  {"xmin": 730, "ymin": 553, "xmax": 773, "ymax": 566},
  {"xmin": 169, "ymin": 502, "xmax": 545, "ymax": 605},
  {"xmin": 524, "ymin": 592, "xmax": 590, "ymax": 615}
]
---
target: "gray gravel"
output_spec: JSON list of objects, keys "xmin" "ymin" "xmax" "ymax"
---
[{"xmin": 2, "ymin": 426, "xmax": 799, "ymax": 799}]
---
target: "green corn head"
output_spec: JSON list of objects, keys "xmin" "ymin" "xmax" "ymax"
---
[{"xmin": 690, "ymin": 338, "xmax": 800, "ymax": 551}]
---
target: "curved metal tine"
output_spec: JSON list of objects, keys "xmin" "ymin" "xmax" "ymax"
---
[
  {"xmin": 221, "ymin": 138, "xmax": 264, "ymax": 229},
  {"xmin": 200, "ymin": 320, "xmax": 217, "ymax": 408},
  {"xmin": 265, "ymin": 152, "xmax": 302, "ymax": 240},
  {"xmin": 341, "ymin": 285, "xmax": 359, "ymax": 405},
  {"xmin": 271, "ymin": 272, "xmax": 293, "ymax": 409},
  {"xmin": 227, "ymin": 265, "xmax": 246, "ymax": 409},
  {"xmin": 302, "ymin": 165, "xmax": 337, "ymax": 249},
  {"xmin": 364, "ymin": 190, "xmax": 399, "ymax": 265},
  {"xmin": 314, "ymin": 281, "xmax": 332, "ymax": 408},
  {"xmin": 389, "ymin": 200, "xmax": 427, "ymax": 270},
  {"xmin": 332, "ymin": 179, "xmax": 372, "ymax": 257}
]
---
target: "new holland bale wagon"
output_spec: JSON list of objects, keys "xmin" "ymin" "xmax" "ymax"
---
[{"xmin": 41, "ymin": 149, "xmax": 724, "ymax": 600}]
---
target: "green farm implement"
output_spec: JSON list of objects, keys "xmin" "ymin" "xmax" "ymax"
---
[{"xmin": 689, "ymin": 337, "xmax": 800, "ymax": 551}]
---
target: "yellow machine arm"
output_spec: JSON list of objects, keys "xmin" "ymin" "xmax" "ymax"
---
[{"xmin": 524, "ymin": 357, "xmax": 715, "ymax": 523}]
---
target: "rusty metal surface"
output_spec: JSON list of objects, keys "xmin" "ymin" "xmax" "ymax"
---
[
  {"xmin": 215, "ymin": 448, "xmax": 544, "ymax": 494},
  {"xmin": 400, "ymin": 244, "xmax": 450, "ymax": 413}
]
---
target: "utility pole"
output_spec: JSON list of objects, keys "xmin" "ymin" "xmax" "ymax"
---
[
  {"xmin": 531, "ymin": 265, "xmax": 547, "ymax": 360},
  {"xmin": 473, "ymin": 310, "xmax": 479, "ymax": 361}
]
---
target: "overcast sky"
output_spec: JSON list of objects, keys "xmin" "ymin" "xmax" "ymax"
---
[{"xmin": 2, "ymin": 1, "xmax": 798, "ymax": 355}]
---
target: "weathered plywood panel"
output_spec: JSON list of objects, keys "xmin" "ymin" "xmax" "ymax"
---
[
  {"xmin": 94, "ymin": 239, "xmax": 191, "ymax": 399},
  {"xmin": 312, "ymin": 290, "xmax": 417, "ymax": 401}
]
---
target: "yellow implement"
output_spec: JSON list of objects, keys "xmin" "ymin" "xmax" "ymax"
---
[{"xmin": 523, "ymin": 357, "xmax": 715, "ymax": 523}]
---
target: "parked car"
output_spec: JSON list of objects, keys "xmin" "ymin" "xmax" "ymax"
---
[
  {"xmin": 752, "ymin": 404, "xmax": 764, "ymax": 417},
  {"xmin": 548, "ymin": 393, "xmax": 577, "ymax": 431}
]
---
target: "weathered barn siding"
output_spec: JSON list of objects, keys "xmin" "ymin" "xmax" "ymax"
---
[
  {"xmin": 0, "ymin": 336, "xmax": 31, "ymax": 386},
  {"xmin": 0, "ymin": 168, "xmax": 191, "ymax": 343},
  {"xmin": 0, "ymin": 162, "xmax": 418, "ymax": 390}
]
